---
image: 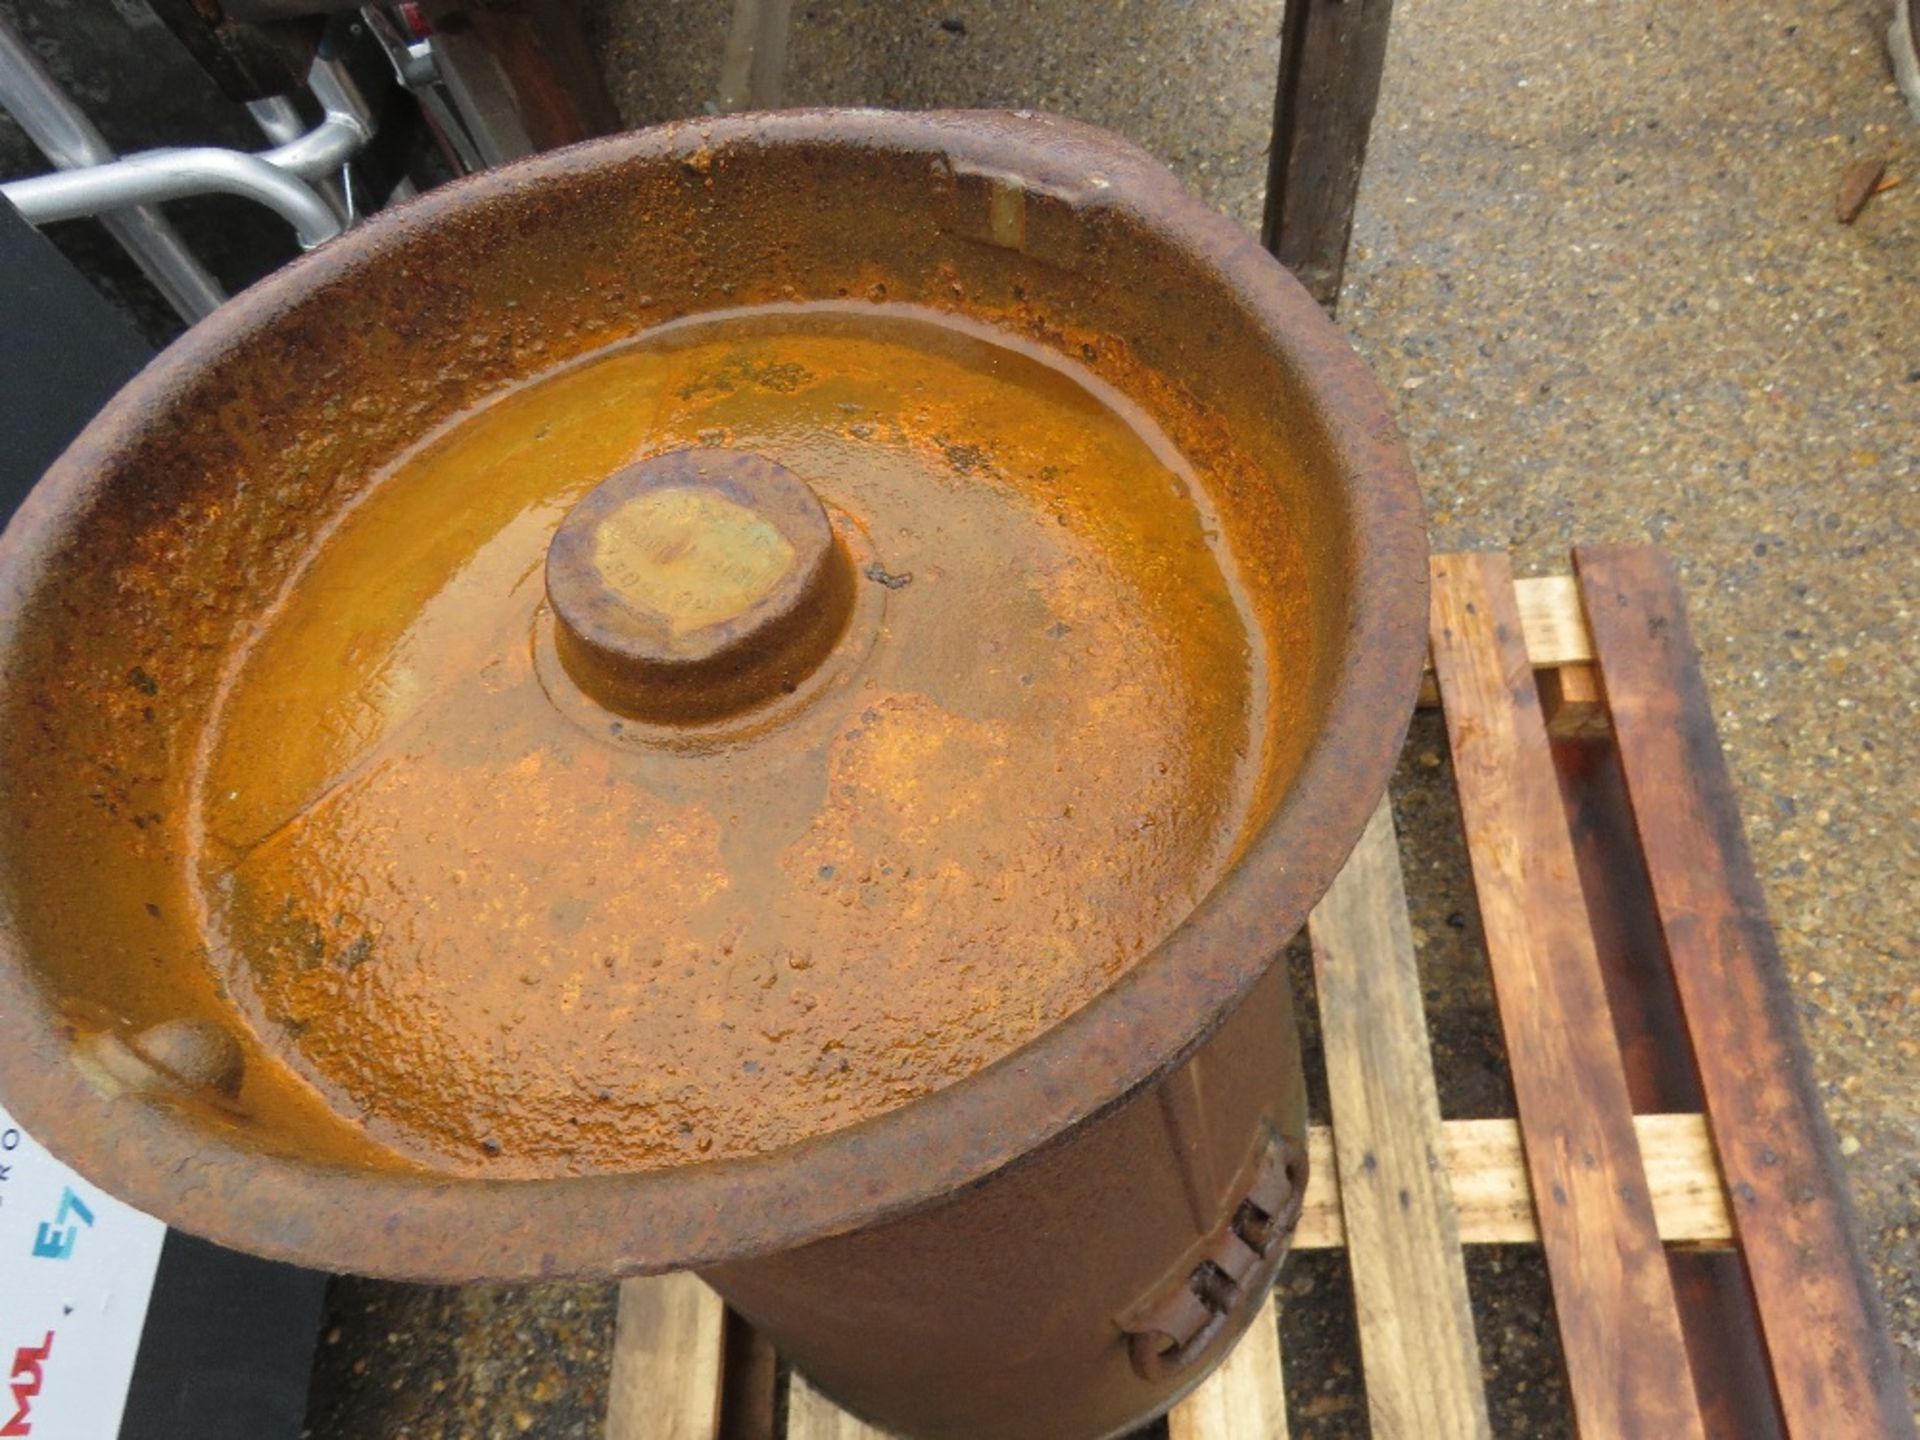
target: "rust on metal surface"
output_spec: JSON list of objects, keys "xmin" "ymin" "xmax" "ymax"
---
[
  {"xmin": 546, "ymin": 447, "xmax": 853, "ymax": 723},
  {"xmin": 1121, "ymin": 1128, "xmax": 1303, "ymax": 1384},
  {"xmin": 193, "ymin": 304, "xmax": 1276, "ymax": 1178},
  {"xmin": 708, "ymin": 956, "xmax": 1315, "ymax": 1440},
  {"xmin": 0, "ymin": 107, "xmax": 1425, "ymax": 1440}
]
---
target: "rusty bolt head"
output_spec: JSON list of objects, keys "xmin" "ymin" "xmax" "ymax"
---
[{"xmin": 545, "ymin": 448, "xmax": 855, "ymax": 723}]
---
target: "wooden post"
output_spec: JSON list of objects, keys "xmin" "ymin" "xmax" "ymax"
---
[
  {"xmin": 786, "ymin": 1373, "xmax": 890, "ymax": 1440},
  {"xmin": 718, "ymin": 0, "xmax": 796, "ymax": 113},
  {"xmin": 1262, "ymin": 0, "xmax": 1396, "ymax": 312},
  {"xmin": 1166, "ymin": 1295, "xmax": 1290, "ymax": 1440},
  {"xmin": 605, "ymin": 1275, "xmax": 726, "ymax": 1440}
]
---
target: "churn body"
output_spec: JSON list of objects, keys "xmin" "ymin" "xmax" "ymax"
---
[{"xmin": 0, "ymin": 112, "xmax": 1426, "ymax": 1438}]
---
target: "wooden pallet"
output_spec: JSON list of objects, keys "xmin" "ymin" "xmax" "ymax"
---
[{"xmin": 602, "ymin": 547, "xmax": 1913, "ymax": 1440}]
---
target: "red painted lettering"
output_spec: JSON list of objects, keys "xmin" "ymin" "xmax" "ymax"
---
[{"xmin": 0, "ymin": 1332, "xmax": 53, "ymax": 1436}]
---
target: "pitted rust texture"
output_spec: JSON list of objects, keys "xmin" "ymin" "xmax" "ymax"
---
[
  {"xmin": 705, "ymin": 946, "xmax": 1313, "ymax": 1439},
  {"xmin": 1121, "ymin": 1129, "xmax": 1304, "ymax": 1383},
  {"xmin": 0, "ymin": 111, "xmax": 1426, "ymax": 1287},
  {"xmin": 184, "ymin": 303, "xmax": 1269, "ymax": 1178},
  {"xmin": 546, "ymin": 446, "xmax": 855, "ymax": 723}
]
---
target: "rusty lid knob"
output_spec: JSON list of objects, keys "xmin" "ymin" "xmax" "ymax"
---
[{"xmin": 546, "ymin": 448, "xmax": 855, "ymax": 722}]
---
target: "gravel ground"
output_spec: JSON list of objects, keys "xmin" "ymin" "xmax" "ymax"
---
[{"xmin": 303, "ymin": 1, "xmax": 1915, "ymax": 1434}]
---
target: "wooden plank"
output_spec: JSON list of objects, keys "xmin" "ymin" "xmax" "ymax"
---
[
  {"xmin": 1553, "ymin": 725, "xmax": 1785, "ymax": 1439},
  {"xmin": 1262, "ymin": 0, "xmax": 1397, "ymax": 308},
  {"xmin": 1445, "ymin": 1114, "xmax": 1727, "ymax": 1247},
  {"xmin": 1539, "ymin": 664, "xmax": 1608, "ymax": 739},
  {"xmin": 1293, "ymin": 1113, "xmax": 1732, "ymax": 1248},
  {"xmin": 1574, "ymin": 544, "xmax": 1916, "ymax": 1440},
  {"xmin": 719, "ymin": 1309, "xmax": 779, "ymax": 1440},
  {"xmin": 605, "ymin": 1275, "xmax": 726, "ymax": 1440},
  {"xmin": 1429, "ymin": 552, "xmax": 1709, "ymax": 1440},
  {"xmin": 1418, "ymin": 574, "xmax": 1593, "ymax": 705},
  {"xmin": 437, "ymin": 0, "xmax": 621, "ymax": 151},
  {"xmin": 1513, "ymin": 575, "xmax": 1594, "ymax": 665},
  {"xmin": 786, "ymin": 1372, "xmax": 892, "ymax": 1440},
  {"xmin": 1167, "ymin": 1294, "xmax": 1290, "ymax": 1440},
  {"xmin": 1306, "ymin": 798, "xmax": 1493, "ymax": 1438}
]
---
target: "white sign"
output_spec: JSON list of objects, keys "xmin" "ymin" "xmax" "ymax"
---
[{"xmin": 0, "ymin": 1103, "xmax": 164, "ymax": 1439}]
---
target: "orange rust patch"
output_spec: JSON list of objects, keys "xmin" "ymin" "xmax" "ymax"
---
[
  {"xmin": 591, "ymin": 487, "xmax": 795, "ymax": 638},
  {"xmin": 191, "ymin": 303, "xmax": 1281, "ymax": 1176}
]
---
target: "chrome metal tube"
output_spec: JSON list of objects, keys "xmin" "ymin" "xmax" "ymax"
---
[
  {"xmin": 247, "ymin": 95, "xmax": 308, "ymax": 147},
  {"xmin": 251, "ymin": 89, "xmax": 353, "ymax": 224},
  {"xmin": 0, "ymin": 17, "xmax": 224, "ymax": 320},
  {"xmin": 3, "ymin": 20, "xmax": 374, "ymax": 287},
  {"xmin": 268, "ymin": 57, "xmax": 375, "ymax": 181},
  {"xmin": 262, "ymin": 115, "xmax": 368, "ymax": 182},
  {"xmin": 0, "ymin": 24, "xmax": 108, "ymax": 170},
  {"xmin": 250, "ymin": 61, "xmax": 376, "ymax": 225},
  {"xmin": 4, "ymin": 148, "xmax": 343, "ymax": 249}
]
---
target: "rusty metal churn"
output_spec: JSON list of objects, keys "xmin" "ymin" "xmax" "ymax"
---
[{"xmin": 0, "ymin": 112, "xmax": 1425, "ymax": 1438}]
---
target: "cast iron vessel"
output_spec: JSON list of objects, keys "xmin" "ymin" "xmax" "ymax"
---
[{"xmin": 0, "ymin": 111, "xmax": 1426, "ymax": 1438}]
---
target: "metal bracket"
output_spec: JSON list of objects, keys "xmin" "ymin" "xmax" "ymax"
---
[{"xmin": 1119, "ymin": 1128, "xmax": 1305, "ymax": 1384}]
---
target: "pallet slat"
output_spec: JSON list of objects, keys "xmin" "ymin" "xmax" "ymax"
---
[
  {"xmin": 1430, "ymin": 552, "xmax": 1708, "ymax": 1440},
  {"xmin": 1305, "ymin": 798, "xmax": 1493, "ymax": 1438},
  {"xmin": 721, "ymin": 1310, "xmax": 782, "ymax": 1440},
  {"xmin": 606, "ymin": 1274, "xmax": 727, "ymax": 1440},
  {"xmin": 1166, "ymin": 1295, "xmax": 1290, "ymax": 1440},
  {"xmin": 1552, "ymin": 677, "xmax": 1789, "ymax": 1440},
  {"xmin": 1418, "ymin": 573, "xmax": 1595, "ymax": 705},
  {"xmin": 1510, "ymin": 574, "xmax": 1593, "ymax": 664},
  {"xmin": 1404, "ymin": 1113, "xmax": 1726, "ymax": 1247},
  {"xmin": 1575, "ymin": 545, "xmax": 1917, "ymax": 1440},
  {"xmin": 787, "ymin": 1372, "xmax": 889, "ymax": 1440},
  {"xmin": 1290, "ymin": 1112, "xmax": 1729, "ymax": 1249}
]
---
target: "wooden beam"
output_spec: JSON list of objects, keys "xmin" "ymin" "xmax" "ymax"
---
[
  {"xmin": 1418, "ymin": 574, "xmax": 1594, "ymax": 706},
  {"xmin": 452, "ymin": 0, "xmax": 621, "ymax": 149},
  {"xmin": 785, "ymin": 1371, "xmax": 890, "ymax": 1440},
  {"xmin": 1306, "ymin": 798, "xmax": 1492, "ymax": 1437},
  {"xmin": 1167, "ymin": 1295, "xmax": 1290, "ymax": 1440},
  {"xmin": 1539, "ymin": 663, "xmax": 1608, "ymax": 739},
  {"xmin": 1292, "ymin": 1112, "xmax": 1732, "ymax": 1249},
  {"xmin": 717, "ymin": 0, "xmax": 795, "ymax": 112},
  {"xmin": 605, "ymin": 1274, "xmax": 726, "ymax": 1440},
  {"xmin": 719, "ymin": 1308, "xmax": 779, "ymax": 1440},
  {"xmin": 1430, "ymin": 552, "xmax": 1708, "ymax": 1439},
  {"xmin": 1262, "ymin": 0, "xmax": 1397, "ymax": 309},
  {"xmin": 1511, "ymin": 574, "xmax": 1594, "ymax": 665},
  {"xmin": 1575, "ymin": 545, "xmax": 1916, "ymax": 1440},
  {"xmin": 1552, "ymin": 696, "xmax": 1786, "ymax": 1440}
]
